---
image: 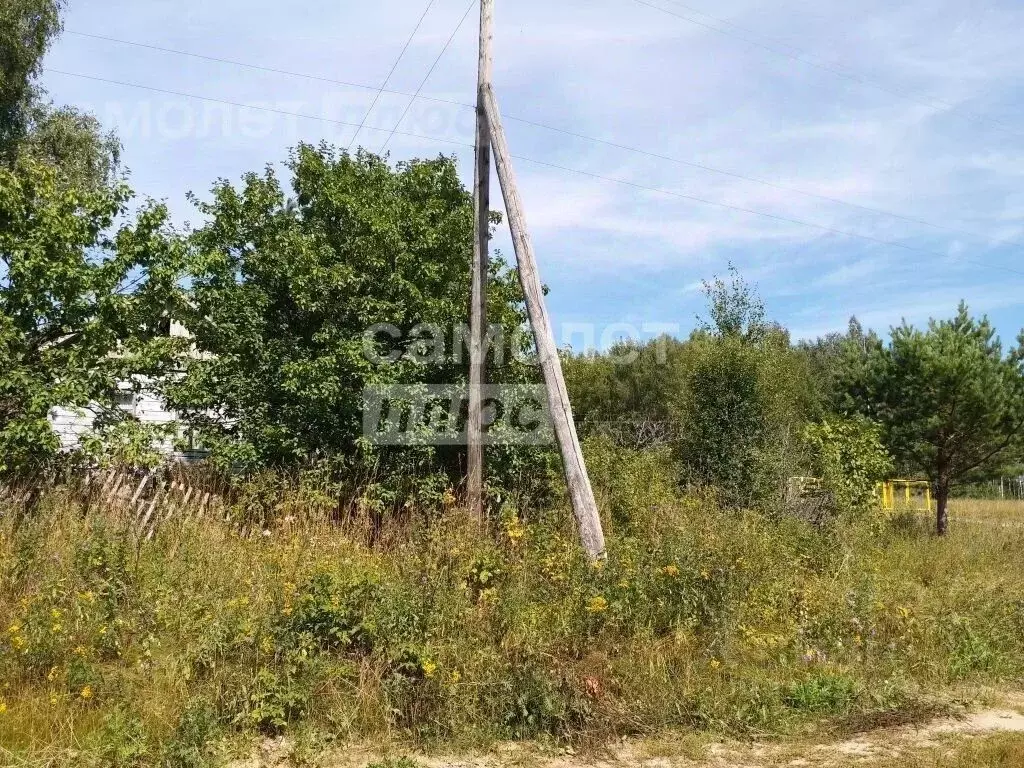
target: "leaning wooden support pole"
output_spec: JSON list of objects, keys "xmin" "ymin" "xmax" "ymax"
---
[
  {"xmin": 481, "ymin": 84, "xmax": 606, "ymax": 560},
  {"xmin": 466, "ymin": 0, "xmax": 494, "ymax": 520}
]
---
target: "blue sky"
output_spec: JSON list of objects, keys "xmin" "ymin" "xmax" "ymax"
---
[{"xmin": 41, "ymin": 0, "xmax": 1024, "ymax": 349}]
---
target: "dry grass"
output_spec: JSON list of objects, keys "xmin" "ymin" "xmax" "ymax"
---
[
  {"xmin": 1, "ymin": 490, "xmax": 1023, "ymax": 766},
  {"xmin": 949, "ymin": 499, "xmax": 1024, "ymax": 525}
]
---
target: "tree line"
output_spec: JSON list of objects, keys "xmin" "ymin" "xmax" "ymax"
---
[
  {"xmin": 565, "ymin": 270, "xmax": 1024, "ymax": 533},
  {"xmin": 2, "ymin": 0, "xmax": 1023, "ymax": 534}
]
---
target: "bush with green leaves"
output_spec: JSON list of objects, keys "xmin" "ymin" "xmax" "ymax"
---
[
  {"xmin": 0, "ymin": 158, "xmax": 185, "ymax": 478},
  {"xmin": 162, "ymin": 143, "xmax": 551, "ymax": 509},
  {"xmin": 567, "ymin": 269, "xmax": 813, "ymax": 511},
  {"xmin": 802, "ymin": 417, "xmax": 893, "ymax": 517}
]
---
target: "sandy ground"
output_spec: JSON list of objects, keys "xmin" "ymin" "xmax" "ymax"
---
[{"xmin": 229, "ymin": 695, "xmax": 1024, "ymax": 768}]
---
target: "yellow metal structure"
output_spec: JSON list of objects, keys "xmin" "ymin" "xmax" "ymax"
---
[{"xmin": 877, "ymin": 479, "xmax": 933, "ymax": 513}]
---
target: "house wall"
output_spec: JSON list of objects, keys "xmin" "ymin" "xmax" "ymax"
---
[{"xmin": 48, "ymin": 320, "xmax": 204, "ymax": 460}]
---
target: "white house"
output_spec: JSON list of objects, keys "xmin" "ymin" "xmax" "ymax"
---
[{"xmin": 49, "ymin": 321, "xmax": 205, "ymax": 461}]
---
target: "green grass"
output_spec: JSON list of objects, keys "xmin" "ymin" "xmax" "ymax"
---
[{"xmin": 1, "ymin": 481, "xmax": 1023, "ymax": 766}]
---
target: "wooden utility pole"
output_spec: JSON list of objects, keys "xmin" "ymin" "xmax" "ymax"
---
[
  {"xmin": 467, "ymin": 0, "xmax": 493, "ymax": 520},
  {"xmin": 482, "ymin": 84, "xmax": 606, "ymax": 560}
]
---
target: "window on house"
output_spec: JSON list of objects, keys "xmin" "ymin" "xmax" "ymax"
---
[{"xmin": 113, "ymin": 391, "xmax": 135, "ymax": 410}]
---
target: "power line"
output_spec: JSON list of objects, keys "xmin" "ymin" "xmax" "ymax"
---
[
  {"xmin": 629, "ymin": 0, "xmax": 1022, "ymax": 138},
  {"xmin": 505, "ymin": 117, "xmax": 1024, "ymax": 251},
  {"xmin": 510, "ymin": 154, "xmax": 1024, "ymax": 278},
  {"xmin": 380, "ymin": 0, "xmax": 476, "ymax": 153},
  {"xmin": 65, "ymin": 30, "xmax": 469, "ymax": 110},
  {"xmin": 347, "ymin": 0, "xmax": 438, "ymax": 151},
  {"xmin": 116, "ymin": 272, "xmax": 148, "ymax": 295},
  {"xmin": 44, "ymin": 69, "xmax": 1024, "ymax": 278},
  {"xmin": 62, "ymin": 29, "xmax": 1024, "ymax": 251},
  {"xmin": 46, "ymin": 68, "xmax": 472, "ymax": 149}
]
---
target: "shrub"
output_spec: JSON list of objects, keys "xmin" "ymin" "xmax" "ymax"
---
[
  {"xmin": 803, "ymin": 417, "xmax": 893, "ymax": 518},
  {"xmin": 784, "ymin": 673, "xmax": 858, "ymax": 714},
  {"xmin": 283, "ymin": 571, "xmax": 379, "ymax": 653}
]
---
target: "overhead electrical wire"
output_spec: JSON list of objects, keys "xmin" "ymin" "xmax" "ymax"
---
[
  {"xmin": 44, "ymin": 69, "xmax": 1024, "ymax": 279},
  {"xmin": 629, "ymin": 0, "xmax": 1021, "ymax": 138},
  {"xmin": 379, "ymin": 0, "xmax": 476, "ymax": 153},
  {"xmin": 65, "ymin": 30, "xmax": 468, "ymax": 110},
  {"xmin": 626, "ymin": 0, "xmax": 1019, "ymax": 137},
  {"xmin": 46, "ymin": 68, "xmax": 467, "ymax": 149},
  {"xmin": 63, "ymin": 29, "xmax": 1024, "ymax": 251},
  {"xmin": 346, "ymin": 0, "xmax": 438, "ymax": 151}
]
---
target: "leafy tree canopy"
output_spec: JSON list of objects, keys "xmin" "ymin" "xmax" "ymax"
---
[
  {"xmin": 1, "ymin": 0, "xmax": 120, "ymax": 191},
  {"xmin": 0, "ymin": 158, "xmax": 186, "ymax": 475},
  {"xmin": 0, "ymin": 0, "xmax": 62, "ymax": 156},
  {"xmin": 803, "ymin": 416, "xmax": 893, "ymax": 518},
  {"xmin": 165, "ymin": 144, "xmax": 531, "ymax": 472}
]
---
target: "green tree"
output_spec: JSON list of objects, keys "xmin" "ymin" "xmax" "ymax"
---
[
  {"xmin": 798, "ymin": 316, "xmax": 884, "ymax": 417},
  {"xmin": 671, "ymin": 270, "xmax": 811, "ymax": 507},
  {"xmin": 698, "ymin": 264, "xmax": 770, "ymax": 343},
  {"xmin": 566, "ymin": 268, "xmax": 813, "ymax": 509},
  {"xmin": 0, "ymin": 0, "xmax": 62, "ymax": 156},
  {"xmin": 673, "ymin": 326, "xmax": 808, "ymax": 507},
  {"xmin": 564, "ymin": 336, "xmax": 681, "ymax": 449},
  {"xmin": 19, "ymin": 104, "xmax": 121, "ymax": 190},
  {"xmin": 165, "ymin": 144, "xmax": 532, "ymax": 482},
  {"xmin": 1, "ymin": 0, "xmax": 120, "ymax": 191},
  {"xmin": 842, "ymin": 304, "xmax": 1024, "ymax": 534},
  {"xmin": 0, "ymin": 159, "xmax": 186, "ymax": 475}
]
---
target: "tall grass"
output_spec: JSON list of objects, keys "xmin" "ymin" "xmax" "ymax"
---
[
  {"xmin": 1, "ymin": 468, "xmax": 1023, "ymax": 766},
  {"xmin": 949, "ymin": 498, "xmax": 1024, "ymax": 524}
]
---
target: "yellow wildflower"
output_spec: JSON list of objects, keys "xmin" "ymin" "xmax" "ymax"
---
[
  {"xmin": 449, "ymin": 670, "xmax": 461, "ymax": 684},
  {"xmin": 80, "ymin": 686, "xmax": 93, "ymax": 700},
  {"xmin": 73, "ymin": 645, "xmax": 87, "ymax": 657},
  {"xmin": 422, "ymin": 660, "xmax": 437, "ymax": 679},
  {"xmin": 662, "ymin": 565, "xmax": 680, "ymax": 577},
  {"xmin": 709, "ymin": 659, "xmax": 722, "ymax": 670},
  {"xmin": 505, "ymin": 519, "xmax": 526, "ymax": 542},
  {"xmin": 47, "ymin": 666, "xmax": 59, "ymax": 682},
  {"xmin": 0, "ymin": 699, "xmax": 7, "ymax": 715},
  {"xmin": 586, "ymin": 596, "xmax": 609, "ymax": 614}
]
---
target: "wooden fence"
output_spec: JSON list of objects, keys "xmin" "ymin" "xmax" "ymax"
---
[{"xmin": 0, "ymin": 469, "xmax": 229, "ymax": 540}]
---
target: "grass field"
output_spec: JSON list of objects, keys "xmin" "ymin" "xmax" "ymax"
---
[
  {"xmin": 949, "ymin": 499, "xmax": 1024, "ymax": 525},
  {"xmin": 1, "ymin": 488, "xmax": 1023, "ymax": 767}
]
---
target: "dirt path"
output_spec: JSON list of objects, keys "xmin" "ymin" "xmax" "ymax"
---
[{"xmin": 233, "ymin": 697, "xmax": 1024, "ymax": 768}]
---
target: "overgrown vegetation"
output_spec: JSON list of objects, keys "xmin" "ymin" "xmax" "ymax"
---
[
  {"xmin": 2, "ymin": 5, "xmax": 1024, "ymax": 767},
  {"xmin": 2, "ymin": 481, "xmax": 1024, "ymax": 764},
  {"xmin": 3, "ymin": 0, "xmax": 1023, "ymax": 529},
  {"xmin": 566, "ymin": 271, "xmax": 1024, "ymax": 530}
]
